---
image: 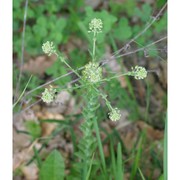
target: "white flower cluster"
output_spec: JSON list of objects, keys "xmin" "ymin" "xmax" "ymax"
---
[
  {"xmin": 41, "ymin": 85, "xmax": 57, "ymax": 103},
  {"xmin": 82, "ymin": 62, "xmax": 102, "ymax": 83},
  {"xmin": 42, "ymin": 41, "xmax": 56, "ymax": 56},
  {"xmin": 128, "ymin": 66, "xmax": 147, "ymax": 80},
  {"xmin": 88, "ymin": 18, "xmax": 103, "ymax": 33},
  {"xmin": 108, "ymin": 108, "xmax": 121, "ymax": 121}
]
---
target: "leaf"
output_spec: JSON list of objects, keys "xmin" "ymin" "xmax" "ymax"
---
[
  {"xmin": 25, "ymin": 121, "xmax": 41, "ymax": 140},
  {"xmin": 157, "ymin": 0, "xmax": 167, "ymax": 8},
  {"xmin": 134, "ymin": 4, "xmax": 152, "ymax": 22},
  {"xmin": 110, "ymin": 0, "xmax": 136, "ymax": 17},
  {"xmin": 39, "ymin": 150, "xmax": 65, "ymax": 180},
  {"xmin": 130, "ymin": 132, "xmax": 145, "ymax": 180},
  {"xmin": 45, "ymin": 60, "xmax": 71, "ymax": 85},
  {"xmin": 116, "ymin": 143, "xmax": 123, "ymax": 179},
  {"xmin": 154, "ymin": 12, "xmax": 167, "ymax": 33},
  {"xmin": 113, "ymin": 17, "xmax": 132, "ymax": 41}
]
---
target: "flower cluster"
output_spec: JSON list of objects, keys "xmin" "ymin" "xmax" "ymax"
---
[
  {"xmin": 108, "ymin": 108, "xmax": 121, "ymax": 121},
  {"xmin": 41, "ymin": 85, "xmax": 57, "ymax": 103},
  {"xmin": 88, "ymin": 18, "xmax": 103, "ymax": 33},
  {"xmin": 42, "ymin": 41, "xmax": 56, "ymax": 56},
  {"xmin": 128, "ymin": 66, "xmax": 147, "ymax": 80},
  {"xmin": 82, "ymin": 62, "xmax": 102, "ymax": 83}
]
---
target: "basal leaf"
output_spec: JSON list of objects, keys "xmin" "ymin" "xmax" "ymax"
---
[{"xmin": 39, "ymin": 150, "xmax": 65, "ymax": 180}]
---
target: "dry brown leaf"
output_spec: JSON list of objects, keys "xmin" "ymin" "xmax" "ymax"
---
[
  {"xmin": 22, "ymin": 55, "xmax": 56, "ymax": 75},
  {"xmin": 120, "ymin": 124, "xmax": 139, "ymax": 151},
  {"xmin": 13, "ymin": 128, "xmax": 31, "ymax": 152},
  {"xmin": 136, "ymin": 121, "xmax": 164, "ymax": 140},
  {"xmin": 103, "ymin": 46, "xmax": 128, "ymax": 88},
  {"xmin": 85, "ymin": 0, "xmax": 101, "ymax": 8},
  {"xmin": 41, "ymin": 122, "xmax": 57, "ymax": 137},
  {"xmin": 21, "ymin": 163, "xmax": 38, "ymax": 180},
  {"xmin": 13, "ymin": 147, "xmax": 33, "ymax": 171},
  {"xmin": 36, "ymin": 111, "xmax": 64, "ymax": 136}
]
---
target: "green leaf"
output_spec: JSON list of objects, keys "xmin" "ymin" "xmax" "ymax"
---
[
  {"xmin": 25, "ymin": 121, "xmax": 41, "ymax": 140},
  {"xmin": 154, "ymin": 12, "xmax": 167, "ymax": 33},
  {"xmin": 134, "ymin": 4, "xmax": 152, "ymax": 22},
  {"xmin": 113, "ymin": 17, "xmax": 132, "ymax": 41},
  {"xmin": 55, "ymin": 18, "xmax": 67, "ymax": 31},
  {"xmin": 39, "ymin": 150, "xmax": 65, "ymax": 180},
  {"xmin": 13, "ymin": 0, "xmax": 23, "ymax": 9},
  {"xmin": 45, "ymin": 60, "xmax": 71, "ymax": 85},
  {"xmin": 157, "ymin": 0, "xmax": 167, "ymax": 8},
  {"xmin": 116, "ymin": 143, "xmax": 123, "ymax": 179},
  {"xmin": 158, "ymin": 174, "xmax": 164, "ymax": 180},
  {"xmin": 130, "ymin": 132, "xmax": 145, "ymax": 180},
  {"xmin": 110, "ymin": 0, "xmax": 136, "ymax": 17}
]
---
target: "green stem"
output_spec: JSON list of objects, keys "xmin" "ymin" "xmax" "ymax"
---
[
  {"xmin": 56, "ymin": 53, "xmax": 81, "ymax": 79},
  {"xmin": 92, "ymin": 32, "xmax": 96, "ymax": 62}
]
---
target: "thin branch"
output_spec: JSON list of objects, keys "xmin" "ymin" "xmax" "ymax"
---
[
  {"xmin": 15, "ymin": 0, "xmax": 29, "ymax": 101},
  {"xmin": 101, "ymin": 36, "xmax": 167, "ymax": 65}
]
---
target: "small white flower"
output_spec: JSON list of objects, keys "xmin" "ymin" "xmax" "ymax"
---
[
  {"xmin": 128, "ymin": 66, "xmax": 147, "ymax": 80},
  {"xmin": 42, "ymin": 41, "xmax": 56, "ymax": 56},
  {"xmin": 108, "ymin": 108, "xmax": 121, "ymax": 121},
  {"xmin": 41, "ymin": 85, "xmax": 57, "ymax": 103},
  {"xmin": 88, "ymin": 18, "xmax": 103, "ymax": 33},
  {"xmin": 82, "ymin": 62, "xmax": 102, "ymax": 83}
]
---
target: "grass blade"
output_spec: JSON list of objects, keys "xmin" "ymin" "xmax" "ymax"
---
[
  {"xmin": 130, "ymin": 132, "xmax": 145, "ymax": 180},
  {"xmin": 110, "ymin": 138, "xmax": 117, "ymax": 179},
  {"xmin": 116, "ymin": 142, "xmax": 123, "ymax": 180},
  {"xmin": 13, "ymin": 75, "xmax": 33, "ymax": 108},
  {"xmin": 138, "ymin": 168, "xmax": 146, "ymax": 180},
  {"xmin": 86, "ymin": 153, "xmax": 95, "ymax": 180},
  {"xmin": 33, "ymin": 146, "xmax": 42, "ymax": 168},
  {"xmin": 93, "ymin": 119, "xmax": 107, "ymax": 177}
]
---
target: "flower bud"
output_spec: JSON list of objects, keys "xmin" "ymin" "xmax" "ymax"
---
[
  {"xmin": 42, "ymin": 41, "xmax": 56, "ymax": 56},
  {"xmin": 88, "ymin": 18, "xmax": 103, "ymax": 33},
  {"xmin": 128, "ymin": 66, "xmax": 147, "ymax": 80},
  {"xmin": 82, "ymin": 62, "xmax": 102, "ymax": 83},
  {"xmin": 41, "ymin": 85, "xmax": 57, "ymax": 103},
  {"xmin": 108, "ymin": 108, "xmax": 121, "ymax": 121}
]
